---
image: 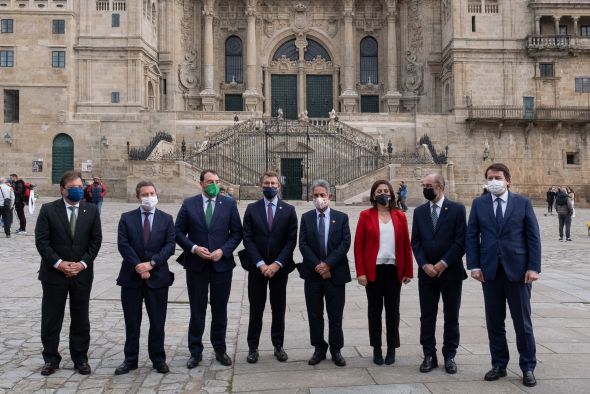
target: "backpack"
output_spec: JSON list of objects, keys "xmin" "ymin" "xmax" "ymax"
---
[
  {"xmin": 555, "ymin": 191, "xmax": 568, "ymax": 206},
  {"xmin": 24, "ymin": 182, "xmax": 32, "ymax": 200}
]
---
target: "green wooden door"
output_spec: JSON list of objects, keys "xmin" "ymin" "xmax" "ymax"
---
[
  {"xmin": 306, "ymin": 75, "xmax": 333, "ymax": 118},
  {"xmin": 52, "ymin": 133, "xmax": 74, "ymax": 184},
  {"xmin": 281, "ymin": 158, "xmax": 303, "ymax": 200},
  {"xmin": 225, "ymin": 94, "xmax": 243, "ymax": 112},
  {"xmin": 361, "ymin": 95, "xmax": 380, "ymax": 113},
  {"xmin": 271, "ymin": 75, "xmax": 297, "ymax": 119}
]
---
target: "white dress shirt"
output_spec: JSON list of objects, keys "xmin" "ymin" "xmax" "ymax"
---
[
  {"xmin": 54, "ymin": 199, "xmax": 87, "ymax": 269},
  {"xmin": 376, "ymin": 218, "xmax": 396, "ymax": 265}
]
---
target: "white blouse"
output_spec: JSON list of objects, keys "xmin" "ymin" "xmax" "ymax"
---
[{"xmin": 376, "ymin": 219, "xmax": 396, "ymax": 265}]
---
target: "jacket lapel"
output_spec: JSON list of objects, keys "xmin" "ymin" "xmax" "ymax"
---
[
  {"xmin": 309, "ymin": 211, "xmax": 321, "ymax": 252},
  {"xmin": 271, "ymin": 199, "xmax": 284, "ymax": 232},
  {"xmin": 195, "ymin": 195, "xmax": 206, "ymax": 228},
  {"xmin": 138, "ymin": 208, "xmax": 147, "ymax": 248},
  {"xmin": 259, "ymin": 199, "xmax": 270, "ymax": 235},
  {"xmin": 326, "ymin": 209, "xmax": 337, "ymax": 252},
  {"xmin": 433, "ymin": 201, "xmax": 447, "ymax": 235},
  {"xmin": 209, "ymin": 197, "xmax": 224, "ymax": 231},
  {"xmin": 484, "ymin": 195, "xmax": 498, "ymax": 233},
  {"xmin": 500, "ymin": 192, "xmax": 515, "ymax": 232}
]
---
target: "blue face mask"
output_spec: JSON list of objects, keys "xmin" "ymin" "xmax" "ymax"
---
[
  {"xmin": 66, "ymin": 187, "xmax": 84, "ymax": 202},
  {"xmin": 376, "ymin": 194, "xmax": 391, "ymax": 206},
  {"xmin": 262, "ymin": 186, "xmax": 278, "ymax": 200}
]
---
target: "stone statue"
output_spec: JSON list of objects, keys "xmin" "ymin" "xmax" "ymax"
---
[{"xmin": 298, "ymin": 110, "xmax": 309, "ymax": 122}]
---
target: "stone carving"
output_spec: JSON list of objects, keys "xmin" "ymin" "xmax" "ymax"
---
[
  {"xmin": 404, "ymin": 50, "xmax": 423, "ymax": 93},
  {"xmin": 56, "ymin": 110, "xmax": 66, "ymax": 124},
  {"xmin": 357, "ymin": 81, "xmax": 383, "ymax": 94},
  {"xmin": 179, "ymin": 0, "xmax": 194, "ymax": 54},
  {"xmin": 404, "ymin": 0, "xmax": 424, "ymax": 94},
  {"xmin": 269, "ymin": 55, "xmax": 298, "ymax": 71},
  {"xmin": 219, "ymin": 0, "xmax": 247, "ymax": 32},
  {"xmin": 305, "ymin": 56, "xmax": 333, "ymax": 70},
  {"xmin": 298, "ymin": 110, "xmax": 309, "ymax": 122},
  {"xmin": 354, "ymin": 0, "xmax": 385, "ymax": 32},
  {"xmin": 178, "ymin": 50, "xmax": 200, "ymax": 91}
]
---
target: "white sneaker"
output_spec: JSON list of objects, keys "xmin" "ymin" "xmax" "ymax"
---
[{"xmin": 17, "ymin": 230, "xmax": 26, "ymax": 235}]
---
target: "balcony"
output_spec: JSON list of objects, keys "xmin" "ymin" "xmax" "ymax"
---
[
  {"xmin": 527, "ymin": 34, "xmax": 590, "ymax": 56},
  {"xmin": 467, "ymin": 105, "xmax": 590, "ymax": 123}
]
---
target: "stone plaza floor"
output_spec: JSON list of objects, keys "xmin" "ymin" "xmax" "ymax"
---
[{"xmin": 0, "ymin": 199, "xmax": 589, "ymax": 393}]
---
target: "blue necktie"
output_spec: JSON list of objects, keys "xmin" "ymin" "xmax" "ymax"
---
[
  {"xmin": 495, "ymin": 198, "xmax": 503, "ymax": 227},
  {"xmin": 318, "ymin": 213, "xmax": 326, "ymax": 260}
]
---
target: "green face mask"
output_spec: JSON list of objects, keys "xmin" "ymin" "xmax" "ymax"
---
[{"xmin": 204, "ymin": 182, "xmax": 220, "ymax": 197}]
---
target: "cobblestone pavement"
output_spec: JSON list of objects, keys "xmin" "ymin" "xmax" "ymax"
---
[{"xmin": 0, "ymin": 199, "xmax": 589, "ymax": 393}]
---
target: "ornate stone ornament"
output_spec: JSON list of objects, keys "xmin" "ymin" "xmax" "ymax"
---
[
  {"xmin": 178, "ymin": 50, "xmax": 200, "ymax": 91},
  {"xmin": 404, "ymin": 0, "xmax": 424, "ymax": 94}
]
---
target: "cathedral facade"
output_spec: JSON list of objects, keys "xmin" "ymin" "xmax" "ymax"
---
[{"xmin": 0, "ymin": 0, "xmax": 589, "ymax": 204}]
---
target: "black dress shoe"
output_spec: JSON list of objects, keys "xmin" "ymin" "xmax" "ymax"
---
[
  {"xmin": 385, "ymin": 348, "xmax": 396, "ymax": 365},
  {"xmin": 332, "ymin": 351, "xmax": 346, "ymax": 367},
  {"xmin": 523, "ymin": 371, "xmax": 537, "ymax": 387},
  {"xmin": 419, "ymin": 355, "xmax": 438, "ymax": 373},
  {"xmin": 373, "ymin": 347, "xmax": 384, "ymax": 365},
  {"xmin": 246, "ymin": 349, "xmax": 259, "ymax": 364},
  {"xmin": 215, "ymin": 352, "xmax": 232, "ymax": 366},
  {"xmin": 274, "ymin": 345, "xmax": 288, "ymax": 362},
  {"xmin": 308, "ymin": 350, "xmax": 326, "ymax": 365},
  {"xmin": 114, "ymin": 362, "xmax": 138, "ymax": 375},
  {"xmin": 484, "ymin": 366, "xmax": 507, "ymax": 381},
  {"xmin": 444, "ymin": 357, "xmax": 457, "ymax": 374},
  {"xmin": 186, "ymin": 353, "xmax": 202, "ymax": 369},
  {"xmin": 153, "ymin": 362, "xmax": 170, "ymax": 374},
  {"xmin": 74, "ymin": 362, "xmax": 91, "ymax": 375},
  {"xmin": 41, "ymin": 363, "xmax": 59, "ymax": 376}
]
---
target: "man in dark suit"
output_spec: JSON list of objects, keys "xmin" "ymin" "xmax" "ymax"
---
[
  {"xmin": 411, "ymin": 173, "xmax": 466, "ymax": 374},
  {"xmin": 299, "ymin": 179, "xmax": 351, "ymax": 367},
  {"xmin": 175, "ymin": 169, "xmax": 242, "ymax": 368},
  {"xmin": 114, "ymin": 181, "xmax": 176, "ymax": 375},
  {"xmin": 466, "ymin": 163, "xmax": 541, "ymax": 388},
  {"xmin": 242, "ymin": 171, "xmax": 298, "ymax": 364},
  {"xmin": 35, "ymin": 171, "xmax": 102, "ymax": 376}
]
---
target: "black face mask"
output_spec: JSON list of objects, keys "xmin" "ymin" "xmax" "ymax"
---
[
  {"xmin": 262, "ymin": 186, "xmax": 278, "ymax": 199},
  {"xmin": 423, "ymin": 188, "xmax": 437, "ymax": 201},
  {"xmin": 375, "ymin": 194, "xmax": 390, "ymax": 206}
]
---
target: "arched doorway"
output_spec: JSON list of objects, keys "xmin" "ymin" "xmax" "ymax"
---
[
  {"xmin": 268, "ymin": 37, "xmax": 335, "ymax": 119},
  {"xmin": 52, "ymin": 133, "xmax": 74, "ymax": 184}
]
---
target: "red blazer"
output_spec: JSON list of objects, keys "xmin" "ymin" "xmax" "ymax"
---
[{"xmin": 354, "ymin": 207, "xmax": 413, "ymax": 283}]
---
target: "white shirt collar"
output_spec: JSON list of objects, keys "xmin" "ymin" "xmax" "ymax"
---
[
  {"xmin": 140, "ymin": 206, "xmax": 155, "ymax": 214},
  {"xmin": 491, "ymin": 190, "xmax": 509, "ymax": 203},
  {"xmin": 202, "ymin": 193, "xmax": 216, "ymax": 202},
  {"xmin": 264, "ymin": 196, "xmax": 279, "ymax": 206},
  {"xmin": 430, "ymin": 195, "xmax": 445, "ymax": 209},
  {"xmin": 63, "ymin": 198, "xmax": 80, "ymax": 208},
  {"xmin": 316, "ymin": 207, "xmax": 331, "ymax": 217}
]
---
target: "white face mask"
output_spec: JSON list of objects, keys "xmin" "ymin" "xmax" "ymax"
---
[
  {"xmin": 313, "ymin": 197, "xmax": 329, "ymax": 211},
  {"xmin": 141, "ymin": 196, "xmax": 158, "ymax": 210},
  {"xmin": 486, "ymin": 179, "xmax": 506, "ymax": 196}
]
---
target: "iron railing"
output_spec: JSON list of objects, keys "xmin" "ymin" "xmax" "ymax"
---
[
  {"xmin": 418, "ymin": 134, "xmax": 448, "ymax": 165},
  {"xmin": 467, "ymin": 106, "xmax": 590, "ymax": 121},
  {"xmin": 128, "ymin": 131, "xmax": 173, "ymax": 160}
]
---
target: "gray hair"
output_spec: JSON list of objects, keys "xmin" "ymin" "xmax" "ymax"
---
[
  {"xmin": 433, "ymin": 173, "xmax": 446, "ymax": 189},
  {"xmin": 311, "ymin": 179, "xmax": 331, "ymax": 194}
]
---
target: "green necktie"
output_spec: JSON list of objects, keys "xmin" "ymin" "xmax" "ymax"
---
[
  {"xmin": 205, "ymin": 199, "xmax": 213, "ymax": 228},
  {"xmin": 69, "ymin": 206, "xmax": 77, "ymax": 236}
]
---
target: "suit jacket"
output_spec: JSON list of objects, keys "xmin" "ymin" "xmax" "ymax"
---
[
  {"xmin": 117, "ymin": 208, "xmax": 176, "ymax": 288},
  {"xmin": 354, "ymin": 208, "xmax": 413, "ymax": 283},
  {"xmin": 175, "ymin": 194, "xmax": 242, "ymax": 273},
  {"xmin": 411, "ymin": 198, "xmax": 467, "ymax": 282},
  {"xmin": 35, "ymin": 198, "xmax": 102, "ymax": 286},
  {"xmin": 298, "ymin": 208, "xmax": 351, "ymax": 285},
  {"xmin": 466, "ymin": 191, "xmax": 541, "ymax": 282},
  {"xmin": 241, "ymin": 198, "xmax": 298, "ymax": 273}
]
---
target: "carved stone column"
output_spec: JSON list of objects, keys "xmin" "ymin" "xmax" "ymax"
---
[
  {"xmin": 573, "ymin": 16, "xmax": 579, "ymax": 36},
  {"xmin": 383, "ymin": 3, "xmax": 401, "ymax": 113},
  {"xmin": 200, "ymin": 0, "xmax": 218, "ymax": 111},
  {"xmin": 339, "ymin": 6, "xmax": 358, "ymax": 112},
  {"xmin": 535, "ymin": 16, "xmax": 541, "ymax": 35},
  {"xmin": 263, "ymin": 65, "xmax": 271, "ymax": 116},
  {"xmin": 554, "ymin": 16, "xmax": 560, "ymax": 35},
  {"xmin": 243, "ymin": 0, "xmax": 261, "ymax": 112}
]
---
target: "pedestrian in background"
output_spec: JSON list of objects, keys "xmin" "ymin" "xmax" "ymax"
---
[
  {"xmin": 0, "ymin": 177, "xmax": 15, "ymax": 238},
  {"xmin": 555, "ymin": 186, "xmax": 573, "ymax": 242},
  {"xmin": 545, "ymin": 186, "xmax": 556, "ymax": 216},
  {"xmin": 10, "ymin": 174, "xmax": 27, "ymax": 234}
]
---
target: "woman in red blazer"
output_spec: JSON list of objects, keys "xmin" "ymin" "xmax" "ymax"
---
[{"xmin": 354, "ymin": 180, "xmax": 413, "ymax": 366}]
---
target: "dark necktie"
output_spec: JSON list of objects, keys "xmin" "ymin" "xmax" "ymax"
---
[
  {"xmin": 143, "ymin": 211, "xmax": 151, "ymax": 245},
  {"xmin": 205, "ymin": 199, "xmax": 213, "ymax": 228},
  {"xmin": 431, "ymin": 204, "xmax": 438, "ymax": 230},
  {"xmin": 318, "ymin": 212, "xmax": 326, "ymax": 260},
  {"xmin": 495, "ymin": 198, "xmax": 503, "ymax": 227},
  {"xmin": 267, "ymin": 202, "xmax": 274, "ymax": 231},
  {"xmin": 69, "ymin": 206, "xmax": 77, "ymax": 236}
]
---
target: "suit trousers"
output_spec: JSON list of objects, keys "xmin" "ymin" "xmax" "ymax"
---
[
  {"xmin": 41, "ymin": 280, "xmax": 91, "ymax": 365},
  {"xmin": 247, "ymin": 270, "xmax": 288, "ymax": 351},
  {"xmin": 482, "ymin": 263, "xmax": 537, "ymax": 372},
  {"xmin": 15, "ymin": 202, "xmax": 26, "ymax": 231},
  {"xmin": 419, "ymin": 278, "xmax": 463, "ymax": 358},
  {"xmin": 304, "ymin": 279, "xmax": 345, "ymax": 354},
  {"xmin": 366, "ymin": 265, "xmax": 401, "ymax": 349},
  {"xmin": 121, "ymin": 284, "xmax": 169, "ymax": 365},
  {"xmin": 186, "ymin": 265, "xmax": 233, "ymax": 355}
]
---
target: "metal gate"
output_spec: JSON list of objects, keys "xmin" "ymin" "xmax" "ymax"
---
[
  {"xmin": 281, "ymin": 158, "xmax": 303, "ymax": 199},
  {"xmin": 271, "ymin": 75, "xmax": 297, "ymax": 119},
  {"xmin": 306, "ymin": 75, "xmax": 332, "ymax": 118},
  {"xmin": 52, "ymin": 133, "xmax": 74, "ymax": 184}
]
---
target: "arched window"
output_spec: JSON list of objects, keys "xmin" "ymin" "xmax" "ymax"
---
[
  {"xmin": 225, "ymin": 36, "xmax": 243, "ymax": 83},
  {"xmin": 304, "ymin": 39, "xmax": 331, "ymax": 61},
  {"xmin": 52, "ymin": 133, "xmax": 74, "ymax": 184},
  {"xmin": 272, "ymin": 39, "xmax": 299, "ymax": 61},
  {"xmin": 360, "ymin": 36, "xmax": 378, "ymax": 84}
]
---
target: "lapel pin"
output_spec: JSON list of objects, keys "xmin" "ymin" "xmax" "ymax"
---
[
  {"xmin": 83, "ymin": 210, "xmax": 86, "ymax": 213},
  {"xmin": 279, "ymin": 206, "xmax": 283, "ymax": 210},
  {"xmin": 444, "ymin": 207, "xmax": 448, "ymax": 211},
  {"xmin": 332, "ymin": 220, "xmax": 336, "ymax": 224}
]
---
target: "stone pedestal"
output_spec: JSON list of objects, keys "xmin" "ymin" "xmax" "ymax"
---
[
  {"xmin": 340, "ymin": 91, "xmax": 358, "ymax": 113},
  {"xmin": 243, "ymin": 90, "xmax": 262, "ymax": 112},
  {"xmin": 400, "ymin": 93, "xmax": 420, "ymax": 112},
  {"xmin": 200, "ymin": 90, "xmax": 218, "ymax": 111},
  {"xmin": 383, "ymin": 91, "xmax": 402, "ymax": 113}
]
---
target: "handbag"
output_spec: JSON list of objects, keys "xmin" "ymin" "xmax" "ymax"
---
[{"xmin": 0, "ymin": 187, "xmax": 10, "ymax": 208}]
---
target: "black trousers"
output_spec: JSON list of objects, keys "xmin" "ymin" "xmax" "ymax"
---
[
  {"xmin": 186, "ymin": 266, "xmax": 232, "ymax": 356},
  {"xmin": 0, "ymin": 206, "xmax": 12, "ymax": 235},
  {"xmin": 41, "ymin": 280, "xmax": 91, "ymax": 365},
  {"xmin": 482, "ymin": 263, "xmax": 536, "ymax": 372},
  {"xmin": 418, "ymin": 278, "xmax": 463, "ymax": 358},
  {"xmin": 15, "ymin": 202, "xmax": 25, "ymax": 231},
  {"xmin": 121, "ymin": 284, "xmax": 169, "ymax": 365},
  {"xmin": 247, "ymin": 270, "xmax": 288, "ymax": 351},
  {"xmin": 547, "ymin": 201, "xmax": 553, "ymax": 213},
  {"xmin": 558, "ymin": 214, "xmax": 571, "ymax": 238},
  {"xmin": 366, "ymin": 265, "xmax": 401, "ymax": 349},
  {"xmin": 304, "ymin": 279, "xmax": 345, "ymax": 354}
]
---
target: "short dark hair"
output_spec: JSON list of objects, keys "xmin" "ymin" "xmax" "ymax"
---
[
  {"xmin": 369, "ymin": 180, "xmax": 399, "ymax": 210},
  {"xmin": 9, "ymin": 173, "xmax": 17, "ymax": 178},
  {"xmin": 135, "ymin": 180, "xmax": 156, "ymax": 197},
  {"xmin": 199, "ymin": 169, "xmax": 218, "ymax": 182},
  {"xmin": 59, "ymin": 171, "xmax": 82, "ymax": 188},
  {"xmin": 259, "ymin": 170, "xmax": 280, "ymax": 185},
  {"xmin": 485, "ymin": 163, "xmax": 511, "ymax": 182}
]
